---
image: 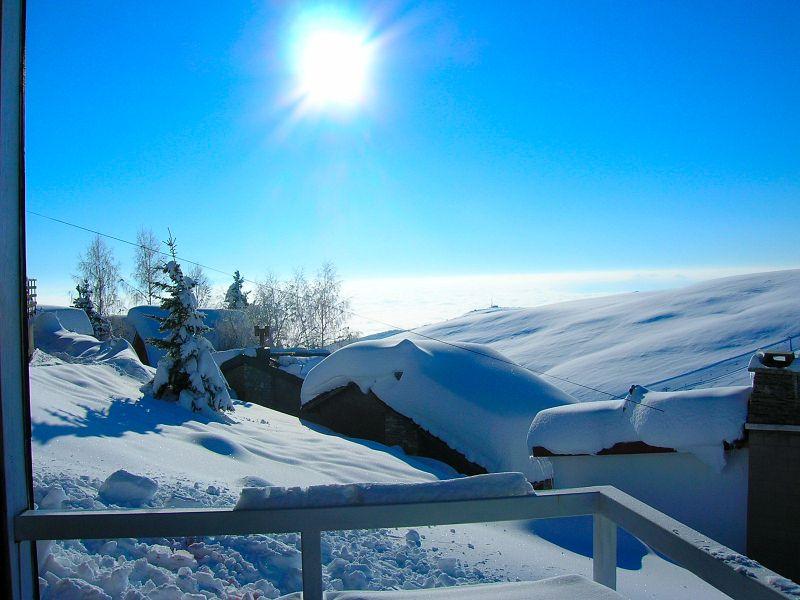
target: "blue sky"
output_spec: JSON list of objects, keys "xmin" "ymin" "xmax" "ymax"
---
[{"xmin": 25, "ymin": 1, "xmax": 800, "ymax": 314}]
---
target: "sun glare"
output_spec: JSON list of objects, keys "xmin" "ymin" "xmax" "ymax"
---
[{"xmin": 295, "ymin": 23, "xmax": 373, "ymax": 108}]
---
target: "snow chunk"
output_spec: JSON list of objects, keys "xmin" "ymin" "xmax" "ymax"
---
[
  {"xmin": 748, "ymin": 349, "xmax": 800, "ymax": 373},
  {"xmin": 301, "ymin": 338, "xmax": 575, "ymax": 477},
  {"xmin": 235, "ymin": 473, "xmax": 533, "ymax": 510},
  {"xmin": 527, "ymin": 385, "xmax": 750, "ymax": 470},
  {"xmin": 99, "ymin": 470, "xmax": 158, "ymax": 507}
]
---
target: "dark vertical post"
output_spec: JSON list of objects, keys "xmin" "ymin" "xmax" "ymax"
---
[
  {"xmin": 0, "ymin": 0, "xmax": 37, "ymax": 596},
  {"xmin": 746, "ymin": 351, "xmax": 800, "ymax": 582}
]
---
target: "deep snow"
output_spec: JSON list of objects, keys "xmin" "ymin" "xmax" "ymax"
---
[
  {"xmin": 301, "ymin": 338, "xmax": 575, "ymax": 480},
  {"xmin": 29, "ymin": 317, "xmax": 732, "ymax": 599},
  {"xmin": 380, "ymin": 269, "xmax": 800, "ymax": 400}
]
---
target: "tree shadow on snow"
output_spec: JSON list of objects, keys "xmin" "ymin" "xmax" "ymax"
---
[{"xmin": 31, "ymin": 395, "xmax": 214, "ymax": 444}]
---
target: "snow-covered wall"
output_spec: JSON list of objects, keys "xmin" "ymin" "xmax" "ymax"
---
[
  {"xmin": 302, "ymin": 338, "xmax": 576, "ymax": 480},
  {"xmin": 547, "ymin": 449, "xmax": 748, "ymax": 552},
  {"xmin": 36, "ymin": 305, "xmax": 92, "ymax": 336}
]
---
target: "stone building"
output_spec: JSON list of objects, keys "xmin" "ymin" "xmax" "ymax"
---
[
  {"xmin": 220, "ymin": 350, "xmax": 303, "ymax": 416},
  {"xmin": 746, "ymin": 350, "xmax": 800, "ymax": 582},
  {"xmin": 300, "ymin": 383, "xmax": 487, "ymax": 475}
]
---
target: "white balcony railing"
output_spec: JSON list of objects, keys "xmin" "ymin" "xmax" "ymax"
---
[{"xmin": 15, "ymin": 485, "xmax": 794, "ymax": 600}]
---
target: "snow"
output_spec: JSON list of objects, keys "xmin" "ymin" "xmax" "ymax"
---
[
  {"xmin": 127, "ymin": 305, "xmax": 248, "ymax": 366},
  {"xmin": 32, "ymin": 312, "xmax": 153, "ymax": 383},
  {"xmin": 280, "ymin": 574, "xmax": 624, "ymax": 599},
  {"xmin": 235, "ymin": 473, "xmax": 533, "ymax": 510},
  {"xmin": 99, "ymin": 470, "xmax": 159, "ymax": 507},
  {"xmin": 386, "ymin": 269, "xmax": 800, "ymax": 400},
  {"xmin": 276, "ymin": 354, "xmax": 326, "ymax": 378},
  {"xmin": 301, "ymin": 338, "xmax": 576, "ymax": 479},
  {"xmin": 28, "ymin": 296, "xmax": 748, "ymax": 600},
  {"xmin": 528, "ymin": 385, "xmax": 750, "ymax": 470},
  {"xmin": 36, "ymin": 305, "xmax": 93, "ymax": 335}
]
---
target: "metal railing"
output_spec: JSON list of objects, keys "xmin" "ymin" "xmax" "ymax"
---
[{"xmin": 15, "ymin": 485, "xmax": 793, "ymax": 600}]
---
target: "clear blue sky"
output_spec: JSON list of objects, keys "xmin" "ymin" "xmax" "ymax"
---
[{"xmin": 25, "ymin": 1, "xmax": 800, "ymax": 302}]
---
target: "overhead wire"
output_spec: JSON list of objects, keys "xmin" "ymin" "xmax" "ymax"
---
[{"xmin": 27, "ymin": 209, "xmax": 683, "ymax": 411}]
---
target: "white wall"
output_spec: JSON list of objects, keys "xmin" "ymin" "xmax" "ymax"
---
[{"xmin": 548, "ymin": 449, "xmax": 748, "ymax": 552}]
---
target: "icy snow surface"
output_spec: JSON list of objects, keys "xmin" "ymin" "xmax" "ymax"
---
[
  {"xmin": 235, "ymin": 473, "xmax": 533, "ymax": 510},
  {"xmin": 301, "ymin": 338, "xmax": 575, "ymax": 479},
  {"xmin": 282, "ymin": 574, "xmax": 623, "ymax": 599},
  {"xmin": 527, "ymin": 385, "xmax": 751, "ymax": 470},
  {"xmin": 385, "ymin": 269, "xmax": 800, "ymax": 400}
]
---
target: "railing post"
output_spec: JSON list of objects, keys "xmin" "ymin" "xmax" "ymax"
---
[
  {"xmin": 593, "ymin": 513, "xmax": 617, "ymax": 590},
  {"xmin": 301, "ymin": 529, "xmax": 323, "ymax": 600}
]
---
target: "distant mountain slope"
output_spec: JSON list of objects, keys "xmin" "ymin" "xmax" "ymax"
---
[{"xmin": 389, "ymin": 270, "xmax": 800, "ymax": 400}]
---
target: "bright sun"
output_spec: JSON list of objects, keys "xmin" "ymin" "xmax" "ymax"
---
[{"xmin": 295, "ymin": 25, "xmax": 373, "ymax": 108}]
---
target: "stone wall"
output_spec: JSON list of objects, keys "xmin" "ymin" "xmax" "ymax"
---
[
  {"xmin": 746, "ymin": 428, "xmax": 800, "ymax": 581},
  {"xmin": 746, "ymin": 360, "xmax": 800, "ymax": 582},
  {"xmin": 748, "ymin": 368, "xmax": 800, "ymax": 425}
]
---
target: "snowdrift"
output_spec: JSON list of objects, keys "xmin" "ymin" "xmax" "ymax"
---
[
  {"xmin": 302, "ymin": 338, "xmax": 576, "ymax": 478},
  {"xmin": 391, "ymin": 269, "xmax": 800, "ymax": 399},
  {"xmin": 527, "ymin": 385, "xmax": 751, "ymax": 470}
]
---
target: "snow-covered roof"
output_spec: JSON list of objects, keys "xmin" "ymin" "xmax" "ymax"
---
[
  {"xmin": 527, "ymin": 385, "xmax": 751, "ymax": 470},
  {"xmin": 301, "ymin": 338, "xmax": 576, "ymax": 479},
  {"xmin": 32, "ymin": 312, "xmax": 153, "ymax": 382},
  {"xmin": 36, "ymin": 305, "xmax": 93, "ymax": 336},
  {"xmin": 127, "ymin": 305, "xmax": 248, "ymax": 366}
]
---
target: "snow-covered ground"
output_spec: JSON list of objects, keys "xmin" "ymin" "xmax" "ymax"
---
[
  {"xmin": 30, "ymin": 319, "xmax": 729, "ymax": 599},
  {"xmin": 375, "ymin": 269, "xmax": 800, "ymax": 400}
]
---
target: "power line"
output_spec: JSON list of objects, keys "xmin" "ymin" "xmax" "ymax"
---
[{"xmin": 27, "ymin": 208, "xmax": 667, "ymax": 411}]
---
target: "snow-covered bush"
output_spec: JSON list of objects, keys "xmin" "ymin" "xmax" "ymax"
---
[
  {"xmin": 72, "ymin": 279, "xmax": 112, "ymax": 340},
  {"xmin": 143, "ymin": 259, "xmax": 233, "ymax": 414}
]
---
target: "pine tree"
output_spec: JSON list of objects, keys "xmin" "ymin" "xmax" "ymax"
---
[
  {"xmin": 224, "ymin": 270, "xmax": 249, "ymax": 309},
  {"xmin": 143, "ymin": 239, "xmax": 232, "ymax": 414},
  {"xmin": 72, "ymin": 279, "xmax": 112, "ymax": 340}
]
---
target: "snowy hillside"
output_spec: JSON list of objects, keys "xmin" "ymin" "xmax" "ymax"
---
[
  {"xmin": 386, "ymin": 270, "xmax": 800, "ymax": 400},
  {"xmin": 29, "ymin": 320, "xmax": 727, "ymax": 599}
]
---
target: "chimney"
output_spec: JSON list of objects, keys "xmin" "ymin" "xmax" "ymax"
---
[{"xmin": 746, "ymin": 350, "xmax": 800, "ymax": 582}]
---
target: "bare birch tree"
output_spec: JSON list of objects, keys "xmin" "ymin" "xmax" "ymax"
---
[
  {"xmin": 131, "ymin": 228, "xmax": 164, "ymax": 305},
  {"xmin": 187, "ymin": 264, "xmax": 212, "ymax": 308},
  {"xmin": 74, "ymin": 235, "xmax": 122, "ymax": 316}
]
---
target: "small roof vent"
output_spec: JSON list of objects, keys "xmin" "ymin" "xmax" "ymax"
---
[{"xmin": 760, "ymin": 351, "xmax": 796, "ymax": 369}]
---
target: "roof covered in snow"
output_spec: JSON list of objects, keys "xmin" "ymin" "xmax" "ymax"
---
[
  {"xmin": 527, "ymin": 384, "xmax": 751, "ymax": 470},
  {"xmin": 33, "ymin": 312, "xmax": 153, "ymax": 383},
  {"xmin": 127, "ymin": 305, "xmax": 249, "ymax": 366},
  {"xmin": 36, "ymin": 305, "xmax": 93, "ymax": 336},
  {"xmin": 301, "ymin": 338, "xmax": 576, "ymax": 478}
]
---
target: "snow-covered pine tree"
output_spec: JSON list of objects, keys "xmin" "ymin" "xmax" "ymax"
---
[
  {"xmin": 72, "ymin": 279, "xmax": 112, "ymax": 340},
  {"xmin": 144, "ymin": 243, "xmax": 232, "ymax": 414},
  {"xmin": 224, "ymin": 270, "xmax": 250, "ymax": 309}
]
